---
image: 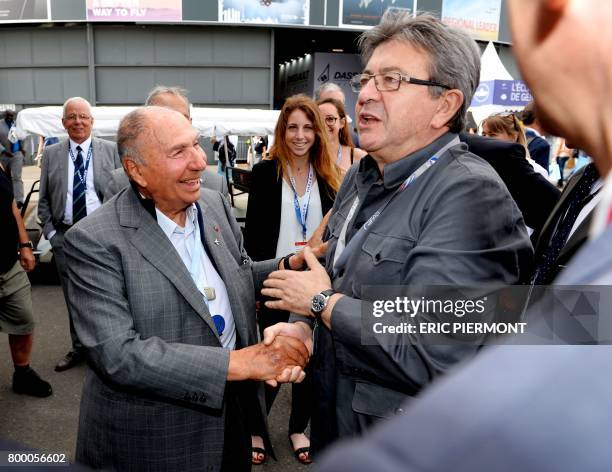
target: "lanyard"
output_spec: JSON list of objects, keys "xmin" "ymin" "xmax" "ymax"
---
[
  {"xmin": 332, "ymin": 136, "xmax": 461, "ymax": 275},
  {"xmin": 69, "ymin": 144, "xmax": 92, "ymax": 187},
  {"xmin": 287, "ymin": 163, "xmax": 314, "ymax": 241},
  {"xmin": 336, "ymin": 145, "xmax": 343, "ymax": 165},
  {"xmin": 187, "ymin": 212, "xmax": 210, "ymax": 306}
]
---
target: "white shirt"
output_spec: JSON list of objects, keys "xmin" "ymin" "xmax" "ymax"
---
[
  {"xmin": 275, "ymin": 178, "xmax": 324, "ymax": 257},
  {"xmin": 63, "ymin": 137, "xmax": 101, "ymax": 225},
  {"xmin": 156, "ymin": 205, "xmax": 236, "ymax": 349}
]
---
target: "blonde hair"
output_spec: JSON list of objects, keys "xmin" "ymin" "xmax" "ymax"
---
[{"xmin": 482, "ymin": 113, "xmax": 530, "ymax": 158}]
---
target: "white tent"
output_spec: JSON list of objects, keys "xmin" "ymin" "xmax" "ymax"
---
[
  {"xmin": 469, "ymin": 42, "xmax": 531, "ymax": 126},
  {"xmin": 14, "ymin": 106, "xmax": 280, "ymax": 140}
]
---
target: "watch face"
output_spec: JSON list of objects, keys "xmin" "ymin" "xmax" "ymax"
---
[{"xmin": 311, "ymin": 294, "xmax": 326, "ymax": 314}]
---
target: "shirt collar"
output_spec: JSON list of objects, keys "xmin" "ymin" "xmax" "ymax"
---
[
  {"xmin": 357, "ymin": 132, "xmax": 458, "ymax": 189},
  {"xmin": 69, "ymin": 136, "xmax": 92, "ymax": 155},
  {"xmin": 525, "ymin": 127, "xmax": 542, "ymax": 137},
  {"xmin": 155, "ymin": 204, "xmax": 197, "ymax": 238}
]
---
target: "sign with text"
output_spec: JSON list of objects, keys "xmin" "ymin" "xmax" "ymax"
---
[
  {"xmin": 441, "ymin": 0, "xmax": 502, "ymax": 42},
  {"xmin": 0, "ymin": 0, "xmax": 49, "ymax": 23},
  {"xmin": 86, "ymin": 0, "xmax": 182, "ymax": 22},
  {"xmin": 339, "ymin": 0, "xmax": 413, "ymax": 29},
  {"xmin": 219, "ymin": 0, "xmax": 309, "ymax": 25},
  {"xmin": 470, "ymin": 80, "xmax": 533, "ymax": 107}
]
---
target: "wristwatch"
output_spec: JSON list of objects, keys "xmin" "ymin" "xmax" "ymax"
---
[
  {"xmin": 19, "ymin": 241, "xmax": 34, "ymax": 250},
  {"xmin": 311, "ymin": 289, "xmax": 335, "ymax": 317}
]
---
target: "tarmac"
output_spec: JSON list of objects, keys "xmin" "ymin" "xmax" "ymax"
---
[{"xmin": 0, "ymin": 166, "xmax": 309, "ymax": 471}]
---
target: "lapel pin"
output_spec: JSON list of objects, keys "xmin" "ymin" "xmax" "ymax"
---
[
  {"xmin": 214, "ymin": 238, "xmax": 221, "ymax": 246},
  {"xmin": 213, "ymin": 225, "xmax": 220, "ymax": 232}
]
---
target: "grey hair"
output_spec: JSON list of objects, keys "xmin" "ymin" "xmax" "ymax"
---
[
  {"xmin": 145, "ymin": 85, "xmax": 190, "ymax": 106},
  {"xmin": 62, "ymin": 97, "xmax": 92, "ymax": 117},
  {"xmin": 357, "ymin": 11, "xmax": 480, "ymax": 133},
  {"xmin": 117, "ymin": 107, "xmax": 152, "ymax": 165},
  {"xmin": 314, "ymin": 82, "xmax": 345, "ymax": 103}
]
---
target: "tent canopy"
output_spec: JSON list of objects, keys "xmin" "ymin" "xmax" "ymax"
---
[
  {"xmin": 14, "ymin": 106, "xmax": 280, "ymax": 140},
  {"xmin": 469, "ymin": 42, "xmax": 532, "ymax": 126}
]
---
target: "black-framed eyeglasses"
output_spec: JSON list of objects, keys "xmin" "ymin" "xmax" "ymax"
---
[
  {"xmin": 349, "ymin": 72, "xmax": 451, "ymax": 93},
  {"xmin": 324, "ymin": 116, "xmax": 339, "ymax": 125}
]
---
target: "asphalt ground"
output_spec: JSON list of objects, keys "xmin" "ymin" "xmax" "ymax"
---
[{"xmin": 0, "ymin": 166, "xmax": 309, "ymax": 471}]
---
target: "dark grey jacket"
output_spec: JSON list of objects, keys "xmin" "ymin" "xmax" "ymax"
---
[{"xmin": 310, "ymin": 133, "xmax": 534, "ymax": 456}]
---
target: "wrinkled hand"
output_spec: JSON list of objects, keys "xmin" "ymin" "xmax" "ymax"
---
[
  {"xmin": 241, "ymin": 335, "xmax": 309, "ymax": 386},
  {"xmin": 263, "ymin": 247, "xmax": 332, "ymax": 316},
  {"xmin": 19, "ymin": 248, "xmax": 36, "ymax": 272}
]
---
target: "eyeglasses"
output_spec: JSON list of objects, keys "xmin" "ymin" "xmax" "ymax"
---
[
  {"xmin": 349, "ymin": 72, "xmax": 451, "ymax": 93},
  {"xmin": 324, "ymin": 116, "xmax": 339, "ymax": 126},
  {"xmin": 64, "ymin": 113, "xmax": 92, "ymax": 121}
]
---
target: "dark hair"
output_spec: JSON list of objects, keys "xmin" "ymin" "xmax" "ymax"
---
[
  {"xmin": 357, "ymin": 10, "xmax": 480, "ymax": 133},
  {"xmin": 316, "ymin": 97, "xmax": 355, "ymax": 147},
  {"xmin": 519, "ymin": 101, "xmax": 536, "ymax": 126}
]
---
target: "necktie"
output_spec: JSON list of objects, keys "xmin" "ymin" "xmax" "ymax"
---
[
  {"xmin": 534, "ymin": 163, "xmax": 599, "ymax": 284},
  {"xmin": 72, "ymin": 145, "xmax": 87, "ymax": 224}
]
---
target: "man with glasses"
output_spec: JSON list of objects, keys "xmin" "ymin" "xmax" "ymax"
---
[
  {"xmin": 38, "ymin": 97, "xmax": 121, "ymax": 372},
  {"xmin": 261, "ymin": 11, "xmax": 533, "ymax": 455}
]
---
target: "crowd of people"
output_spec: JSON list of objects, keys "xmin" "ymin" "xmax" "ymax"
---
[{"xmin": 1, "ymin": 0, "xmax": 612, "ymax": 470}]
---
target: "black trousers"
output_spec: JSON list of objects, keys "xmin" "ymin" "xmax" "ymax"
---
[
  {"xmin": 221, "ymin": 383, "xmax": 252, "ymax": 472},
  {"xmin": 250, "ymin": 306, "xmax": 312, "ymax": 436}
]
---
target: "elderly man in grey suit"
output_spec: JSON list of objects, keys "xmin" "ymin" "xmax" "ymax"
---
[
  {"xmin": 64, "ymin": 106, "xmax": 310, "ymax": 471},
  {"xmin": 316, "ymin": 1, "xmax": 612, "ymax": 471},
  {"xmin": 38, "ymin": 97, "xmax": 121, "ymax": 372},
  {"xmin": 103, "ymin": 85, "xmax": 229, "ymax": 201}
]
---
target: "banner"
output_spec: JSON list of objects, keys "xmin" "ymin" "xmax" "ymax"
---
[
  {"xmin": 470, "ymin": 80, "xmax": 532, "ymax": 108},
  {"xmin": 86, "ymin": 0, "xmax": 182, "ymax": 22},
  {"xmin": 313, "ymin": 52, "xmax": 361, "ymax": 121},
  {"xmin": 339, "ymin": 0, "xmax": 413, "ymax": 29},
  {"xmin": 219, "ymin": 0, "xmax": 309, "ymax": 25},
  {"xmin": 441, "ymin": 0, "xmax": 502, "ymax": 42},
  {"xmin": 0, "ymin": 0, "xmax": 49, "ymax": 23}
]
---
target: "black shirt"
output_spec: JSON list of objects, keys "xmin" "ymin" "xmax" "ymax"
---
[{"xmin": 0, "ymin": 167, "xmax": 18, "ymax": 272}]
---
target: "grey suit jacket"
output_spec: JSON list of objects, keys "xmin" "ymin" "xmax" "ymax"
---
[
  {"xmin": 317, "ymin": 227, "xmax": 612, "ymax": 472},
  {"xmin": 103, "ymin": 166, "xmax": 230, "ymax": 202},
  {"xmin": 38, "ymin": 137, "xmax": 121, "ymax": 237},
  {"xmin": 64, "ymin": 186, "xmax": 278, "ymax": 471}
]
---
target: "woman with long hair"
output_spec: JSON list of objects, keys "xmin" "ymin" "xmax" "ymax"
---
[
  {"xmin": 244, "ymin": 94, "xmax": 342, "ymax": 465},
  {"xmin": 317, "ymin": 97, "xmax": 367, "ymax": 172},
  {"xmin": 481, "ymin": 112, "xmax": 549, "ymax": 178}
]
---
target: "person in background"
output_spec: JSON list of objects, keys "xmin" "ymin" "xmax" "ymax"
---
[
  {"xmin": 555, "ymin": 137, "xmax": 574, "ymax": 187},
  {"xmin": 38, "ymin": 97, "xmax": 121, "ymax": 373},
  {"xmin": 520, "ymin": 101, "xmax": 551, "ymax": 173},
  {"xmin": 482, "ymin": 112, "xmax": 549, "ymax": 178},
  {"xmin": 317, "ymin": 97, "xmax": 367, "ymax": 173},
  {"xmin": 0, "ymin": 110, "xmax": 25, "ymax": 208},
  {"xmin": 1, "ymin": 162, "xmax": 52, "ymax": 398},
  {"xmin": 244, "ymin": 94, "xmax": 342, "ymax": 465}
]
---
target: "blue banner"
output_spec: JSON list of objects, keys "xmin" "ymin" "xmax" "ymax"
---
[{"xmin": 470, "ymin": 80, "xmax": 533, "ymax": 107}]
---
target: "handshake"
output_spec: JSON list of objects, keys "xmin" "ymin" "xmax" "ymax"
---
[{"xmin": 227, "ymin": 322, "xmax": 313, "ymax": 386}]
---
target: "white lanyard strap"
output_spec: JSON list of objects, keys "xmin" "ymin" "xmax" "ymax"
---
[{"xmin": 332, "ymin": 136, "xmax": 461, "ymax": 274}]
